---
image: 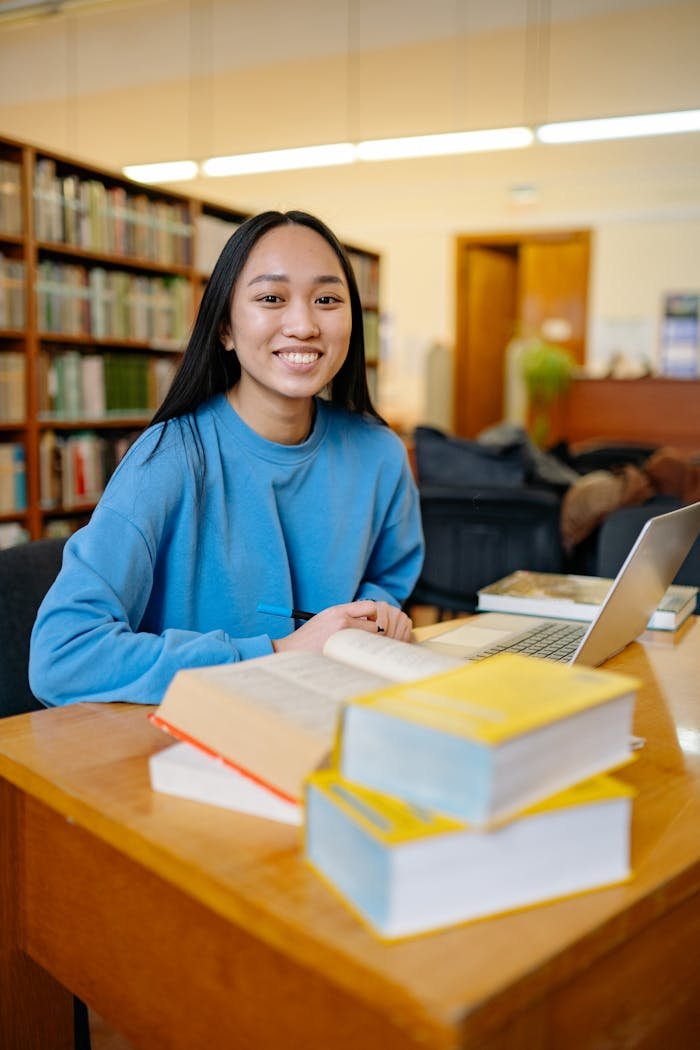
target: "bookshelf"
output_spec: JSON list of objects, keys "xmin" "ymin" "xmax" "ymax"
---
[{"xmin": 0, "ymin": 133, "xmax": 381, "ymax": 544}]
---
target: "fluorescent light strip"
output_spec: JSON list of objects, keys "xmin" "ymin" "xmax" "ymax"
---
[
  {"xmin": 202, "ymin": 142, "xmax": 356, "ymax": 177},
  {"xmin": 537, "ymin": 109, "xmax": 700, "ymax": 144},
  {"xmin": 123, "ymin": 109, "xmax": 700, "ymax": 184},
  {"xmin": 123, "ymin": 160, "xmax": 199, "ymax": 184},
  {"xmin": 200, "ymin": 127, "xmax": 533, "ymax": 177},
  {"xmin": 357, "ymin": 126, "xmax": 533, "ymax": 161}
]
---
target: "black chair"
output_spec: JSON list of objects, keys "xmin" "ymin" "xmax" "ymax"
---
[
  {"xmin": 408, "ymin": 485, "xmax": 563, "ymax": 618},
  {"xmin": 0, "ymin": 537, "xmax": 92, "ymax": 1050},
  {"xmin": 0, "ymin": 537, "xmax": 67, "ymax": 718}
]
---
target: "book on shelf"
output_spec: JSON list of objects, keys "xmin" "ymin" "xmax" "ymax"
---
[
  {"xmin": 36, "ymin": 259, "xmax": 191, "ymax": 343},
  {"xmin": 346, "ymin": 249, "xmax": 379, "ymax": 309},
  {"xmin": 149, "ymin": 741, "xmax": 301, "ymax": 825},
  {"xmin": 0, "ymin": 255, "xmax": 25, "ymax": 330},
  {"xmin": 40, "ymin": 350, "xmax": 180, "ymax": 421},
  {"xmin": 0, "ymin": 159, "xmax": 22, "ymax": 236},
  {"xmin": 150, "ymin": 629, "xmax": 463, "ymax": 807},
  {"xmin": 0, "ymin": 351, "xmax": 25, "ymax": 423},
  {"xmin": 33, "ymin": 157, "xmax": 193, "ymax": 265},
  {"xmin": 336, "ymin": 652, "xmax": 638, "ymax": 826},
  {"xmin": 0, "ymin": 442, "xmax": 26, "ymax": 513},
  {"xmin": 304, "ymin": 768, "xmax": 634, "ymax": 940},
  {"xmin": 195, "ymin": 212, "xmax": 241, "ymax": 275},
  {"xmin": 39, "ymin": 427, "xmax": 139, "ymax": 510},
  {"xmin": 362, "ymin": 309, "xmax": 380, "ymax": 364},
  {"xmin": 478, "ymin": 569, "xmax": 698, "ymax": 631}
]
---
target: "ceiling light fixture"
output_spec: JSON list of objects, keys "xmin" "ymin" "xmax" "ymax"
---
[
  {"xmin": 537, "ymin": 108, "xmax": 700, "ymax": 144},
  {"xmin": 122, "ymin": 160, "xmax": 199, "ymax": 184},
  {"xmin": 356, "ymin": 126, "xmax": 534, "ymax": 161},
  {"xmin": 202, "ymin": 142, "xmax": 356, "ymax": 177},
  {"xmin": 198, "ymin": 127, "xmax": 533, "ymax": 178}
]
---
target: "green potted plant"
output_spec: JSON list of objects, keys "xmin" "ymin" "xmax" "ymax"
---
[{"xmin": 520, "ymin": 338, "xmax": 577, "ymax": 448}]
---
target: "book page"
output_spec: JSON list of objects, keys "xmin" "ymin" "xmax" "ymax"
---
[
  {"xmin": 196, "ymin": 651, "xmax": 390, "ymax": 738},
  {"xmin": 323, "ymin": 629, "xmax": 462, "ymax": 682}
]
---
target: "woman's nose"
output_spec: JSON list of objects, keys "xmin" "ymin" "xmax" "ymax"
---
[{"xmin": 281, "ymin": 301, "xmax": 320, "ymax": 338}]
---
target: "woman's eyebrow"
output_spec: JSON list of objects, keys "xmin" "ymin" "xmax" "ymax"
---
[
  {"xmin": 248, "ymin": 272, "xmax": 288, "ymax": 285},
  {"xmin": 248, "ymin": 273, "xmax": 344, "ymax": 286}
]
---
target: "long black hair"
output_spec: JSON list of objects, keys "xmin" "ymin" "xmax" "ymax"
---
[{"xmin": 151, "ymin": 209, "xmax": 384, "ymax": 427}]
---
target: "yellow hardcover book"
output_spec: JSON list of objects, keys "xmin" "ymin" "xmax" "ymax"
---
[
  {"xmin": 337, "ymin": 652, "xmax": 638, "ymax": 825},
  {"xmin": 305, "ymin": 769, "xmax": 634, "ymax": 940}
]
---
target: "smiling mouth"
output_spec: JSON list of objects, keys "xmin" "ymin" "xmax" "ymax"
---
[{"xmin": 274, "ymin": 351, "xmax": 321, "ymax": 364}]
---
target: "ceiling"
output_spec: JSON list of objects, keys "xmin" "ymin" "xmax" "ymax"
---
[{"xmin": 0, "ymin": 0, "xmax": 698, "ymax": 235}]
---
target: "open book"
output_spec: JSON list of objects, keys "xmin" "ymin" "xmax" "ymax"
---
[{"xmin": 149, "ymin": 629, "xmax": 462, "ymax": 810}]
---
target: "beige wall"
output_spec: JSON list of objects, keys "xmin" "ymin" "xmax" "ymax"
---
[{"xmin": 1, "ymin": 0, "xmax": 699, "ymax": 426}]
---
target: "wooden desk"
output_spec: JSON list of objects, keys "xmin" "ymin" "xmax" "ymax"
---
[{"xmin": 1, "ymin": 622, "xmax": 700, "ymax": 1050}]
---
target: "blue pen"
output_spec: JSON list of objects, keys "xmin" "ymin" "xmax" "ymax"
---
[{"xmin": 257, "ymin": 602, "xmax": 315, "ymax": 621}]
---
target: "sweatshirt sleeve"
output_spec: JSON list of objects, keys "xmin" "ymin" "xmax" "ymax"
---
[
  {"xmin": 29, "ymin": 505, "xmax": 273, "ymax": 707},
  {"xmin": 355, "ymin": 450, "xmax": 424, "ymax": 608}
]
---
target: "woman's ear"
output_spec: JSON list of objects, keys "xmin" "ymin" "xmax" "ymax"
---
[{"xmin": 219, "ymin": 322, "xmax": 234, "ymax": 351}]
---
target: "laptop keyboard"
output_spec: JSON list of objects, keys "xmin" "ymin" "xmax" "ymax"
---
[{"xmin": 472, "ymin": 620, "xmax": 588, "ymax": 663}]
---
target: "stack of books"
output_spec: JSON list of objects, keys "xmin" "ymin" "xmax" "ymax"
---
[
  {"xmin": 307, "ymin": 653, "xmax": 637, "ymax": 938},
  {"xmin": 148, "ymin": 632, "xmax": 639, "ymax": 939}
]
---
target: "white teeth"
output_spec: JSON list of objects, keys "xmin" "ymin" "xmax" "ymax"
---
[{"xmin": 277, "ymin": 352, "xmax": 319, "ymax": 364}]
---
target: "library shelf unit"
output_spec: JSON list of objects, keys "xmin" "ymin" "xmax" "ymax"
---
[{"xmin": 0, "ymin": 133, "xmax": 381, "ymax": 544}]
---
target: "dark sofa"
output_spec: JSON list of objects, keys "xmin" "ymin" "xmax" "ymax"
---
[{"xmin": 408, "ymin": 426, "xmax": 700, "ymax": 617}]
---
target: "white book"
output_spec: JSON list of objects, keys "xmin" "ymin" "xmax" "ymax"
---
[
  {"xmin": 149, "ymin": 741, "xmax": 301, "ymax": 825},
  {"xmin": 477, "ymin": 570, "xmax": 698, "ymax": 632},
  {"xmin": 81, "ymin": 355, "xmax": 106, "ymax": 419}
]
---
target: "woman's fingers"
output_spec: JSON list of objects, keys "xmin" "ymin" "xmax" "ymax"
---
[
  {"xmin": 363, "ymin": 600, "xmax": 414, "ymax": 641},
  {"xmin": 271, "ymin": 599, "xmax": 414, "ymax": 654}
]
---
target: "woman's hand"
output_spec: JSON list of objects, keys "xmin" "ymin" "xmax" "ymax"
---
[
  {"xmin": 369, "ymin": 600, "xmax": 413, "ymax": 642},
  {"xmin": 271, "ymin": 599, "xmax": 413, "ymax": 654}
]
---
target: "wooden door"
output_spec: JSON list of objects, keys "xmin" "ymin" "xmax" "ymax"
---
[
  {"xmin": 454, "ymin": 231, "xmax": 590, "ymax": 438},
  {"xmin": 454, "ymin": 245, "xmax": 517, "ymax": 438},
  {"xmin": 519, "ymin": 235, "xmax": 589, "ymax": 364}
]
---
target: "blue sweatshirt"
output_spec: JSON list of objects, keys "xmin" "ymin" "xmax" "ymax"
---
[{"xmin": 29, "ymin": 395, "xmax": 423, "ymax": 706}]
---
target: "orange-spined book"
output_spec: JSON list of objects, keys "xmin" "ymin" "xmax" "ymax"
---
[{"xmin": 150, "ymin": 631, "xmax": 461, "ymax": 807}]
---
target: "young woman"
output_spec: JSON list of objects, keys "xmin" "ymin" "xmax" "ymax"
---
[{"xmin": 29, "ymin": 211, "xmax": 424, "ymax": 705}]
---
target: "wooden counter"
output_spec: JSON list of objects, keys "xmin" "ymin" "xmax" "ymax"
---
[{"xmin": 561, "ymin": 377, "xmax": 700, "ymax": 452}]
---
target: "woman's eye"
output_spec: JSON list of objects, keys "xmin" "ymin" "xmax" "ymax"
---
[
  {"xmin": 259, "ymin": 294, "xmax": 282, "ymax": 304},
  {"xmin": 316, "ymin": 295, "xmax": 340, "ymax": 305}
]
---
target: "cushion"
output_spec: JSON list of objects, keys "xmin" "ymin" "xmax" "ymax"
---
[
  {"xmin": 559, "ymin": 467, "xmax": 654, "ymax": 552},
  {"xmin": 414, "ymin": 426, "xmax": 525, "ymax": 487}
]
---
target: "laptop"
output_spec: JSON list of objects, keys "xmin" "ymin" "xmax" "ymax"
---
[{"xmin": 423, "ymin": 501, "xmax": 700, "ymax": 667}]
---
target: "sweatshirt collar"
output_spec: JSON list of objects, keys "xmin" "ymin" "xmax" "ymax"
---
[{"xmin": 208, "ymin": 393, "xmax": 331, "ymax": 464}]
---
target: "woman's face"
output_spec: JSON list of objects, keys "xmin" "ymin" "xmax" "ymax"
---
[{"xmin": 223, "ymin": 223, "xmax": 352, "ymax": 411}]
